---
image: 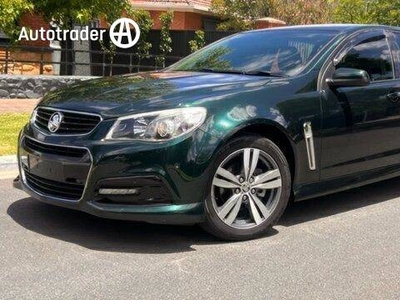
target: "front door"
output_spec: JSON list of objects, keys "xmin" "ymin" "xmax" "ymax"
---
[{"xmin": 320, "ymin": 30, "xmax": 400, "ymax": 180}]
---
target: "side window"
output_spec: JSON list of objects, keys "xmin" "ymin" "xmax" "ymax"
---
[
  {"xmin": 392, "ymin": 32, "xmax": 400, "ymax": 76},
  {"xmin": 336, "ymin": 35, "xmax": 393, "ymax": 81}
]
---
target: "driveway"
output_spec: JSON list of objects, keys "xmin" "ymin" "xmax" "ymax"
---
[
  {"xmin": 0, "ymin": 177, "xmax": 399, "ymax": 299},
  {"xmin": 0, "ymin": 99, "xmax": 38, "ymax": 113}
]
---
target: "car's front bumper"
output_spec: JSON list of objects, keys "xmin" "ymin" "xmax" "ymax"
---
[
  {"xmin": 14, "ymin": 122, "xmax": 218, "ymax": 224},
  {"xmin": 14, "ymin": 173, "xmax": 203, "ymax": 224}
]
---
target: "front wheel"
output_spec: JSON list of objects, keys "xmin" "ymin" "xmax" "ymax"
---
[{"xmin": 202, "ymin": 136, "xmax": 291, "ymax": 241}]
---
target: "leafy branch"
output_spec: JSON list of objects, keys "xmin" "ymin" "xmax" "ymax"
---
[{"xmin": 155, "ymin": 10, "xmax": 173, "ymax": 69}]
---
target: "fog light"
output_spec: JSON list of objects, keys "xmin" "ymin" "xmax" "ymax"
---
[{"xmin": 99, "ymin": 188, "xmax": 139, "ymax": 195}]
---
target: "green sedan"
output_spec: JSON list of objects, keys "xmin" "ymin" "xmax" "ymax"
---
[{"xmin": 14, "ymin": 24, "xmax": 400, "ymax": 240}]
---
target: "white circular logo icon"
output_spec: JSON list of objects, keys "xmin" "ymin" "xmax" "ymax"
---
[
  {"xmin": 109, "ymin": 18, "xmax": 141, "ymax": 49},
  {"xmin": 48, "ymin": 112, "xmax": 63, "ymax": 133}
]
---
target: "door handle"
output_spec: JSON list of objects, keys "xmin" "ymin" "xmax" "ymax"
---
[{"xmin": 387, "ymin": 91, "xmax": 400, "ymax": 103}]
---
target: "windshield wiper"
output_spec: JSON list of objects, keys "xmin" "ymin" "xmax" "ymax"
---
[
  {"xmin": 198, "ymin": 68, "xmax": 245, "ymax": 75},
  {"xmin": 243, "ymin": 70, "xmax": 288, "ymax": 77},
  {"xmin": 198, "ymin": 68, "xmax": 288, "ymax": 77}
]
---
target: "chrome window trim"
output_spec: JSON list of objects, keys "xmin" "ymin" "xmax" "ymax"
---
[
  {"xmin": 33, "ymin": 106, "xmax": 103, "ymax": 137},
  {"xmin": 318, "ymin": 28, "xmax": 397, "ymax": 91},
  {"xmin": 19, "ymin": 135, "xmax": 94, "ymax": 203},
  {"xmin": 332, "ymin": 34, "xmax": 395, "ymax": 81}
]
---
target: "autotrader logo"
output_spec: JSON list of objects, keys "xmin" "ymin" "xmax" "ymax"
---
[
  {"xmin": 18, "ymin": 17, "xmax": 141, "ymax": 49},
  {"xmin": 109, "ymin": 18, "xmax": 141, "ymax": 49}
]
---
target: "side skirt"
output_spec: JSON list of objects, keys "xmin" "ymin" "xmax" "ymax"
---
[{"xmin": 293, "ymin": 163, "xmax": 400, "ymax": 201}]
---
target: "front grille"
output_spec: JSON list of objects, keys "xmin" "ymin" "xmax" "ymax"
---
[
  {"xmin": 24, "ymin": 137, "xmax": 88, "ymax": 158},
  {"xmin": 34, "ymin": 107, "xmax": 101, "ymax": 134},
  {"xmin": 25, "ymin": 171, "xmax": 85, "ymax": 200},
  {"xmin": 20, "ymin": 137, "xmax": 91, "ymax": 201}
]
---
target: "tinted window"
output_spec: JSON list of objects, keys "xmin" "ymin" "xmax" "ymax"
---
[
  {"xmin": 336, "ymin": 35, "xmax": 393, "ymax": 81},
  {"xmin": 170, "ymin": 30, "xmax": 339, "ymax": 76},
  {"xmin": 392, "ymin": 32, "xmax": 400, "ymax": 77}
]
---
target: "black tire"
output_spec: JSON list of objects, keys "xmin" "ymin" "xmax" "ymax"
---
[{"xmin": 201, "ymin": 135, "xmax": 291, "ymax": 241}]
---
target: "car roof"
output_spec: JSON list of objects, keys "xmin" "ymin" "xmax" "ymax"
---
[{"xmin": 248, "ymin": 24, "xmax": 400, "ymax": 34}]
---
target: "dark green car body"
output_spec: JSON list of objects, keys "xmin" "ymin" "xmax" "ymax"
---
[{"xmin": 15, "ymin": 24, "xmax": 400, "ymax": 225}]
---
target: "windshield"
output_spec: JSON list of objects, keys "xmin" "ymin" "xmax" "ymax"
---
[{"xmin": 169, "ymin": 29, "xmax": 339, "ymax": 76}]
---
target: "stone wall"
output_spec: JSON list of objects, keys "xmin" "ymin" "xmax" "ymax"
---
[{"xmin": 0, "ymin": 75, "xmax": 97, "ymax": 99}]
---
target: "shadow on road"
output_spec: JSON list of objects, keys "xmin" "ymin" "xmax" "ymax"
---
[
  {"xmin": 7, "ymin": 198, "xmax": 221, "ymax": 253},
  {"xmin": 280, "ymin": 176, "xmax": 400, "ymax": 226},
  {"xmin": 7, "ymin": 177, "xmax": 400, "ymax": 253}
]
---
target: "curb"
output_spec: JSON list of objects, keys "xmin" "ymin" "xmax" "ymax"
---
[
  {"xmin": 0, "ymin": 155, "xmax": 18, "ymax": 179},
  {"xmin": 0, "ymin": 155, "xmax": 18, "ymax": 165}
]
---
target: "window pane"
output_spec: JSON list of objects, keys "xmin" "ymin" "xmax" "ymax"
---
[
  {"xmin": 336, "ymin": 35, "xmax": 393, "ymax": 81},
  {"xmin": 392, "ymin": 32, "xmax": 400, "ymax": 77},
  {"xmin": 170, "ymin": 29, "xmax": 339, "ymax": 76}
]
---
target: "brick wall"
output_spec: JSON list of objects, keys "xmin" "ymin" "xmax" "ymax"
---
[
  {"xmin": 150, "ymin": 11, "xmax": 203, "ymax": 30},
  {"xmin": 19, "ymin": 13, "xmax": 50, "ymax": 47},
  {"xmin": 100, "ymin": 10, "xmax": 204, "ymax": 30},
  {"xmin": 0, "ymin": 13, "xmax": 53, "ymax": 75},
  {"xmin": 9, "ymin": 8, "xmax": 205, "ymax": 76},
  {"xmin": 184, "ymin": 12, "xmax": 203, "ymax": 30},
  {"xmin": 255, "ymin": 18, "xmax": 286, "ymax": 29}
]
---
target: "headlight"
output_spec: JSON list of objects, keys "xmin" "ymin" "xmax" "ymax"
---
[
  {"xmin": 30, "ymin": 108, "xmax": 37, "ymax": 125},
  {"xmin": 105, "ymin": 107, "xmax": 207, "ymax": 141}
]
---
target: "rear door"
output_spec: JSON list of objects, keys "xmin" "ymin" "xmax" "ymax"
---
[
  {"xmin": 320, "ymin": 29, "xmax": 400, "ymax": 180},
  {"xmin": 390, "ymin": 30, "xmax": 400, "ymax": 79}
]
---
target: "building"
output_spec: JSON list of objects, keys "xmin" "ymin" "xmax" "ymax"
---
[
  {"xmin": 1, "ymin": 0, "xmax": 215, "ymax": 75},
  {"xmin": 129, "ymin": 0, "xmax": 216, "ymax": 30},
  {"xmin": 0, "ymin": 1, "xmax": 285, "ymax": 76}
]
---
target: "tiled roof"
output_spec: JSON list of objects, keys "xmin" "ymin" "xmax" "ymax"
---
[{"xmin": 131, "ymin": 0, "xmax": 211, "ymax": 8}]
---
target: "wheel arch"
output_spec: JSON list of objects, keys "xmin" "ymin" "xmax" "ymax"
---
[{"xmin": 215, "ymin": 121, "xmax": 297, "ymax": 180}]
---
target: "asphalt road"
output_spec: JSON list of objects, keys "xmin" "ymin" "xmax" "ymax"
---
[{"xmin": 1, "ymin": 176, "xmax": 399, "ymax": 300}]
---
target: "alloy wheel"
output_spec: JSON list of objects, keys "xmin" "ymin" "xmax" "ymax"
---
[{"xmin": 211, "ymin": 148, "xmax": 282, "ymax": 229}]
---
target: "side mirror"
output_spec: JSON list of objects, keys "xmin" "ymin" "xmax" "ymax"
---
[{"xmin": 326, "ymin": 68, "xmax": 370, "ymax": 88}]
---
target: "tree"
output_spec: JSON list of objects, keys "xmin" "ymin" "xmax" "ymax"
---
[
  {"xmin": 211, "ymin": 0, "xmax": 261, "ymax": 31},
  {"xmin": 92, "ymin": 1, "xmax": 137, "ymax": 76},
  {"xmin": 189, "ymin": 30, "xmax": 205, "ymax": 53},
  {"xmin": 333, "ymin": 0, "xmax": 370, "ymax": 23},
  {"xmin": 181, "ymin": 46, "xmax": 231, "ymax": 70},
  {"xmin": 373, "ymin": 0, "xmax": 400, "ymax": 26},
  {"xmin": 211, "ymin": 0, "xmax": 333, "ymax": 29},
  {"xmin": 175, "ymin": 45, "xmax": 231, "ymax": 71},
  {"xmin": 0, "ymin": 0, "xmax": 134, "ymax": 41},
  {"xmin": 31, "ymin": 0, "xmax": 133, "ymax": 28},
  {"xmin": 267, "ymin": 0, "xmax": 334, "ymax": 25},
  {"xmin": 133, "ymin": 10, "xmax": 154, "ymax": 72},
  {"xmin": 0, "ymin": 0, "xmax": 33, "ymax": 42},
  {"xmin": 155, "ymin": 11, "xmax": 173, "ymax": 69},
  {"xmin": 333, "ymin": 0, "xmax": 400, "ymax": 26}
]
